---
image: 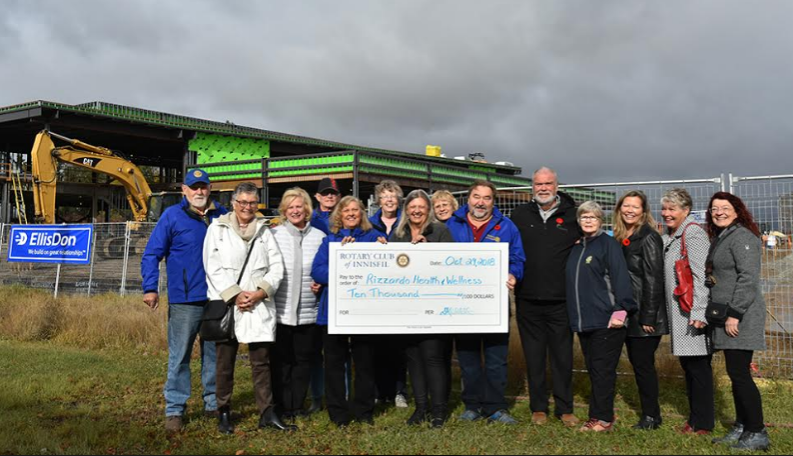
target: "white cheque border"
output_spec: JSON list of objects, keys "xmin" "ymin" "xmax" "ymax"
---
[{"xmin": 328, "ymin": 242, "xmax": 509, "ymax": 335}]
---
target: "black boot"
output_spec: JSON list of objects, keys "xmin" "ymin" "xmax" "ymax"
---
[
  {"xmin": 406, "ymin": 407, "xmax": 428, "ymax": 426},
  {"xmin": 217, "ymin": 407, "xmax": 234, "ymax": 435},
  {"xmin": 712, "ymin": 423, "xmax": 744, "ymax": 444},
  {"xmin": 731, "ymin": 429, "xmax": 770, "ymax": 451},
  {"xmin": 632, "ymin": 415, "xmax": 662, "ymax": 430},
  {"xmin": 259, "ymin": 407, "xmax": 298, "ymax": 432}
]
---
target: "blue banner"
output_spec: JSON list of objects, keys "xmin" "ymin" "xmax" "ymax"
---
[{"xmin": 7, "ymin": 225, "xmax": 93, "ymax": 264}]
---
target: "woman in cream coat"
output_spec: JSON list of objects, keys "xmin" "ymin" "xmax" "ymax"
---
[{"xmin": 204, "ymin": 182, "xmax": 291, "ymax": 434}]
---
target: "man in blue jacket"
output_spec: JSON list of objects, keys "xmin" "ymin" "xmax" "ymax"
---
[
  {"xmin": 141, "ymin": 169, "xmax": 228, "ymax": 434},
  {"xmin": 446, "ymin": 180, "xmax": 526, "ymax": 424}
]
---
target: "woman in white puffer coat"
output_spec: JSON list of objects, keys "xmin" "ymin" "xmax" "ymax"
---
[
  {"xmin": 203, "ymin": 182, "xmax": 292, "ymax": 434},
  {"xmin": 270, "ymin": 187, "xmax": 326, "ymax": 420}
]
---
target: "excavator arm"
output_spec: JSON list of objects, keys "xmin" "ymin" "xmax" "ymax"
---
[{"xmin": 30, "ymin": 130, "xmax": 153, "ymax": 223}]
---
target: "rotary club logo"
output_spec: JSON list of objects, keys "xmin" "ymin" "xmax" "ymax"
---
[{"xmin": 397, "ymin": 254, "xmax": 410, "ymax": 268}]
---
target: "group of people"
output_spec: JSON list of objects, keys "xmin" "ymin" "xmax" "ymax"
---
[{"xmin": 140, "ymin": 166, "xmax": 769, "ymax": 451}]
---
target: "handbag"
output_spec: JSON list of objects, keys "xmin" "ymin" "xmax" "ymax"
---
[
  {"xmin": 673, "ymin": 223, "xmax": 699, "ymax": 314},
  {"xmin": 706, "ymin": 301, "xmax": 729, "ymax": 327},
  {"xmin": 199, "ymin": 239, "xmax": 256, "ymax": 342}
]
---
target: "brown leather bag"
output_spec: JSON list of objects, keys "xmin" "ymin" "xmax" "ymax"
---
[{"xmin": 673, "ymin": 223, "xmax": 700, "ymax": 314}]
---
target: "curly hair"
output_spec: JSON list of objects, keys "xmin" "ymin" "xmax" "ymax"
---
[{"xmin": 706, "ymin": 192, "xmax": 760, "ymax": 239}]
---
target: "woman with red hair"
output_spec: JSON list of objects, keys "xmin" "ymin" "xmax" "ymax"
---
[{"xmin": 705, "ymin": 192, "xmax": 769, "ymax": 451}]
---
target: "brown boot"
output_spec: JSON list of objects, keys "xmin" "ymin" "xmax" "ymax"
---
[
  {"xmin": 560, "ymin": 414, "xmax": 580, "ymax": 427},
  {"xmin": 531, "ymin": 412, "xmax": 548, "ymax": 425}
]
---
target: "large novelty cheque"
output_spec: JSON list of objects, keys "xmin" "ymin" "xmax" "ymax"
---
[{"xmin": 328, "ymin": 242, "xmax": 509, "ymax": 334}]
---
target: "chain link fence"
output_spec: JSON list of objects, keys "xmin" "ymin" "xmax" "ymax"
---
[
  {"xmin": 1, "ymin": 174, "xmax": 792, "ymax": 377},
  {"xmin": 0, "ymin": 222, "xmax": 162, "ymax": 297},
  {"xmin": 451, "ymin": 174, "xmax": 793, "ymax": 378}
]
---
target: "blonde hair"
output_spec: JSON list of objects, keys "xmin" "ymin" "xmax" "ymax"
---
[
  {"xmin": 278, "ymin": 187, "xmax": 313, "ymax": 222},
  {"xmin": 431, "ymin": 190, "xmax": 459, "ymax": 211},
  {"xmin": 661, "ymin": 188, "xmax": 693, "ymax": 211},
  {"xmin": 329, "ymin": 196, "xmax": 373, "ymax": 234},
  {"xmin": 613, "ymin": 190, "xmax": 658, "ymax": 242},
  {"xmin": 395, "ymin": 190, "xmax": 435, "ymax": 239},
  {"xmin": 374, "ymin": 180, "xmax": 404, "ymax": 202}
]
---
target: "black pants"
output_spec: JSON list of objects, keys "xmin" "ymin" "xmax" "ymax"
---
[
  {"xmin": 679, "ymin": 354, "xmax": 715, "ymax": 431},
  {"xmin": 579, "ymin": 328, "xmax": 627, "ymax": 423},
  {"xmin": 374, "ymin": 336, "xmax": 408, "ymax": 400},
  {"xmin": 516, "ymin": 300, "xmax": 574, "ymax": 416},
  {"xmin": 724, "ymin": 350, "xmax": 764, "ymax": 432},
  {"xmin": 272, "ymin": 323, "xmax": 321, "ymax": 416},
  {"xmin": 625, "ymin": 336, "xmax": 662, "ymax": 419},
  {"xmin": 323, "ymin": 327, "xmax": 376, "ymax": 424},
  {"xmin": 405, "ymin": 335, "xmax": 451, "ymax": 418}
]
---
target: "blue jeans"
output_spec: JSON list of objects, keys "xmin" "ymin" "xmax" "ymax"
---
[
  {"xmin": 165, "ymin": 303, "xmax": 217, "ymax": 416},
  {"xmin": 455, "ymin": 332, "xmax": 510, "ymax": 416}
]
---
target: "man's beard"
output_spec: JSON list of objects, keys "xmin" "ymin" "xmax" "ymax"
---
[
  {"xmin": 190, "ymin": 195, "xmax": 208, "ymax": 208},
  {"xmin": 534, "ymin": 193, "xmax": 555, "ymax": 206}
]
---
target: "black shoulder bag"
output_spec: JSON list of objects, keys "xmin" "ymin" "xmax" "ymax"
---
[
  {"xmin": 704, "ymin": 225, "xmax": 738, "ymax": 327},
  {"xmin": 199, "ymin": 240, "xmax": 256, "ymax": 342}
]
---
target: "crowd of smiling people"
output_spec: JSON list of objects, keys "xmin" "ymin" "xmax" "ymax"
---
[{"xmin": 141, "ymin": 166, "xmax": 770, "ymax": 452}]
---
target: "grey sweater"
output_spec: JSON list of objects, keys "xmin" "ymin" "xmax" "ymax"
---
[{"xmin": 710, "ymin": 225, "xmax": 766, "ymax": 351}]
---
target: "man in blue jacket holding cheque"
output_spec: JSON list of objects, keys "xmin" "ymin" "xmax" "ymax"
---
[
  {"xmin": 141, "ymin": 169, "xmax": 228, "ymax": 434},
  {"xmin": 446, "ymin": 180, "xmax": 526, "ymax": 424}
]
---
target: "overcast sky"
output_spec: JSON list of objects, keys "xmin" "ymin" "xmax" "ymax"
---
[{"xmin": 2, "ymin": 0, "xmax": 792, "ymax": 183}]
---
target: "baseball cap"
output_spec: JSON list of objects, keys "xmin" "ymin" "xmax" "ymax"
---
[
  {"xmin": 184, "ymin": 168, "xmax": 211, "ymax": 186},
  {"xmin": 317, "ymin": 177, "xmax": 340, "ymax": 194}
]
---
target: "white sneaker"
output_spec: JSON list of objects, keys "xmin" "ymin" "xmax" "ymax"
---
[{"xmin": 395, "ymin": 393, "xmax": 409, "ymax": 408}]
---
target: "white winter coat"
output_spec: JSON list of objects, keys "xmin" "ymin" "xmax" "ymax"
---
[
  {"xmin": 271, "ymin": 222, "xmax": 326, "ymax": 326},
  {"xmin": 203, "ymin": 215, "xmax": 284, "ymax": 344}
]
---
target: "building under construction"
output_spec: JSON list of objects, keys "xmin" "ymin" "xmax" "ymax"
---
[{"xmin": 0, "ymin": 100, "xmax": 534, "ymax": 223}]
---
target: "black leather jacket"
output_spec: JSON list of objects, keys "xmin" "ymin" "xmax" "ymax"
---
[{"xmin": 621, "ymin": 223, "xmax": 669, "ymax": 337}]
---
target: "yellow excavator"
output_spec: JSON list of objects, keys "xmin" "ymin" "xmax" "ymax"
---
[
  {"xmin": 30, "ymin": 130, "xmax": 153, "ymax": 224},
  {"xmin": 29, "ymin": 130, "xmax": 186, "ymax": 258}
]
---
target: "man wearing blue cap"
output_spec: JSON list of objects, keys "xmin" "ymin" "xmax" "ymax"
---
[{"xmin": 141, "ymin": 168, "xmax": 228, "ymax": 434}]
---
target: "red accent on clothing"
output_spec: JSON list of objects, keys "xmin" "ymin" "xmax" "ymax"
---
[{"xmin": 468, "ymin": 219, "xmax": 489, "ymax": 242}]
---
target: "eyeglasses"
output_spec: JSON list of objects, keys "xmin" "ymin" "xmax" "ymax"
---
[
  {"xmin": 235, "ymin": 200, "xmax": 258, "ymax": 208},
  {"xmin": 579, "ymin": 216, "xmax": 600, "ymax": 222},
  {"xmin": 710, "ymin": 207, "xmax": 734, "ymax": 214},
  {"xmin": 319, "ymin": 192, "xmax": 339, "ymax": 197},
  {"xmin": 380, "ymin": 195, "xmax": 399, "ymax": 201}
]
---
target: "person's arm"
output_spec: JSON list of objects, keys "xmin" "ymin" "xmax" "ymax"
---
[
  {"xmin": 254, "ymin": 229, "xmax": 285, "ymax": 301},
  {"xmin": 507, "ymin": 224, "xmax": 526, "ymax": 283},
  {"xmin": 203, "ymin": 226, "xmax": 241, "ymax": 303},
  {"xmin": 608, "ymin": 239, "xmax": 638, "ymax": 314},
  {"xmin": 639, "ymin": 231, "xmax": 666, "ymax": 327},
  {"xmin": 727, "ymin": 230, "xmax": 762, "ymax": 318},
  {"xmin": 311, "ymin": 237, "xmax": 331, "ymax": 286},
  {"xmin": 686, "ymin": 225, "xmax": 711, "ymax": 324},
  {"xmin": 141, "ymin": 213, "xmax": 172, "ymax": 309}
]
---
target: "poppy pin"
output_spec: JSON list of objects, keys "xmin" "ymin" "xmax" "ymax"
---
[
  {"xmin": 622, "ymin": 239, "xmax": 631, "ymax": 247},
  {"xmin": 556, "ymin": 218, "xmax": 564, "ymax": 225},
  {"xmin": 494, "ymin": 225, "xmax": 501, "ymax": 231}
]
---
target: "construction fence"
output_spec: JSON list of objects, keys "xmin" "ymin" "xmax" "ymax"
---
[
  {"xmin": 1, "ymin": 173, "xmax": 792, "ymax": 378},
  {"xmin": 452, "ymin": 173, "xmax": 793, "ymax": 379}
]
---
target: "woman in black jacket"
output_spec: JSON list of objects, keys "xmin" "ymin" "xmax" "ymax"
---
[
  {"xmin": 613, "ymin": 191, "xmax": 668, "ymax": 430},
  {"xmin": 391, "ymin": 190, "xmax": 454, "ymax": 427},
  {"xmin": 566, "ymin": 201, "xmax": 637, "ymax": 432}
]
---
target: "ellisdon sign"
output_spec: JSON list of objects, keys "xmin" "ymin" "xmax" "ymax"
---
[{"xmin": 7, "ymin": 225, "xmax": 93, "ymax": 264}]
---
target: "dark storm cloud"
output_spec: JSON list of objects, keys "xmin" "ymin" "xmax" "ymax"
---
[{"xmin": 2, "ymin": 0, "xmax": 793, "ymax": 183}]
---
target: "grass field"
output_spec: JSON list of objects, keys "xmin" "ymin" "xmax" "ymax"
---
[{"xmin": 1, "ymin": 286, "xmax": 792, "ymax": 454}]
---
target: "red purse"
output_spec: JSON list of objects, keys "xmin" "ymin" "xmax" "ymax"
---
[{"xmin": 673, "ymin": 223, "xmax": 699, "ymax": 313}]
